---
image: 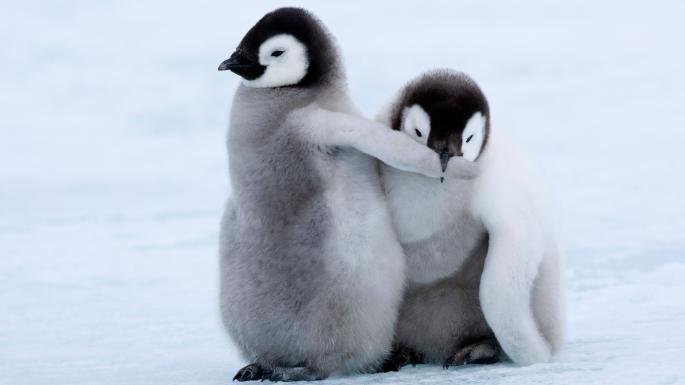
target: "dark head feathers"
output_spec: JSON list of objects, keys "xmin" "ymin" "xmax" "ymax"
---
[
  {"xmin": 238, "ymin": 7, "xmax": 341, "ymax": 87},
  {"xmin": 390, "ymin": 69, "xmax": 490, "ymax": 156},
  {"xmin": 390, "ymin": 70, "xmax": 489, "ymax": 132}
]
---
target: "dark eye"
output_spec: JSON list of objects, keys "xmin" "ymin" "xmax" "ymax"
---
[
  {"xmin": 466, "ymin": 134, "xmax": 474, "ymax": 143},
  {"xmin": 415, "ymin": 129, "xmax": 422, "ymax": 137},
  {"xmin": 271, "ymin": 50, "xmax": 284, "ymax": 57}
]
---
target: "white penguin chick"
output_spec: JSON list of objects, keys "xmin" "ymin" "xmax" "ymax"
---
[
  {"xmin": 217, "ymin": 8, "xmax": 444, "ymax": 382},
  {"xmin": 377, "ymin": 70, "xmax": 564, "ymax": 368}
]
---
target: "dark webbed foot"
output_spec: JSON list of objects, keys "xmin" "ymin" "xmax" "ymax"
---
[
  {"xmin": 233, "ymin": 363, "xmax": 264, "ymax": 381},
  {"xmin": 443, "ymin": 337, "xmax": 502, "ymax": 369},
  {"xmin": 379, "ymin": 345, "xmax": 424, "ymax": 372},
  {"xmin": 233, "ymin": 364, "xmax": 323, "ymax": 382},
  {"xmin": 264, "ymin": 366, "xmax": 323, "ymax": 382}
]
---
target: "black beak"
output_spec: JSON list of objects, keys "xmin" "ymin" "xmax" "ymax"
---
[
  {"xmin": 219, "ymin": 50, "xmax": 250, "ymax": 71},
  {"xmin": 218, "ymin": 50, "xmax": 265, "ymax": 79},
  {"xmin": 440, "ymin": 150, "xmax": 452, "ymax": 173},
  {"xmin": 439, "ymin": 150, "xmax": 452, "ymax": 184}
]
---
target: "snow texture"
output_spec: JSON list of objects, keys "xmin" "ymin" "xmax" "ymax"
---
[{"xmin": 1, "ymin": 1, "xmax": 684, "ymax": 384}]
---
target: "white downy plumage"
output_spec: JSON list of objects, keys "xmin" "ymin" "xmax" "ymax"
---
[{"xmin": 472, "ymin": 134, "xmax": 565, "ymax": 364}]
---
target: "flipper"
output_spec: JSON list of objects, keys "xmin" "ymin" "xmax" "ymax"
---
[
  {"xmin": 290, "ymin": 104, "xmax": 443, "ymax": 178},
  {"xmin": 473, "ymin": 138, "xmax": 560, "ymax": 365}
]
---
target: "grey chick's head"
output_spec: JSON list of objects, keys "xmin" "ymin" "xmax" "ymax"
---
[{"xmin": 219, "ymin": 7, "xmax": 341, "ymax": 88}]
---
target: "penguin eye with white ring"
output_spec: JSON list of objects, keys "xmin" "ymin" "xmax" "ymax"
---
[
  {"xmin": 245, "ymin": 34, "xmax": 308, "ymax": 88},
  {"xmin": 401, "ymin": 104, "xmax": 431, "ymax": 144},
  {"xmin": 461, "ymin": 112, "xmax": 486, "ymax": 162}
]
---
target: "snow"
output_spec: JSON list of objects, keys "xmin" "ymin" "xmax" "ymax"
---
[{"xmin": 1, "ymin": 0, "xmax": 685, "ymax": 384}]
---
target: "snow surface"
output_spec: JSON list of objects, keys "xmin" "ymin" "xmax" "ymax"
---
[{"xmin": 2, "ymin": 0, "xmax": 685, "ymax": 384}]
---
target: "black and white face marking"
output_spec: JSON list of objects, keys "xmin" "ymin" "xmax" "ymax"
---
[
  {"xmin": 400, "ymin": 106, "xmax": 487, "ymax": 166},
  {"xmin": 401, "ymin": 105, "xmax": 431, "ymax": 145},
  {"xmin": 242, "ymin": 34, "xmax": 309, "ymax": 88},
  {"xmin": 218, "ymin": 7, "xmax": 336, "ymax": 88},
  {"xmin": 391, "ymin": 70, "xmax": 490, "ymax": 172},
  {"xmin": 461, "ymin": 112, "xmax": 486, "ymax": 162}
]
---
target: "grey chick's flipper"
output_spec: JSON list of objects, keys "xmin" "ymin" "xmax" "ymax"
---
[{"xmin": 443, "ymin": 337, "xmax": 502, "ymax": 369}]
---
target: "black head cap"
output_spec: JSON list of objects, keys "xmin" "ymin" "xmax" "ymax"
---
[
  {"xmin": 218, "ymin": 7, "xmax": 340, "ymax": 87},
  {"xmin": 391, "ymin": 70, "xmax": 490, "ymax": 163}
]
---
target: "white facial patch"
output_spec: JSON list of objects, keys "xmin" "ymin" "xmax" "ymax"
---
[
  {"xmin": 461, "ymin": 112, "xmax": 486, "ymax": 161},
  {"xmin": 401, "ymin": 104, "xmax": 431, "ymax": 145},
  {"xmin": 243, "ymin": 34, "xmax": 309, "ymax": 88}
]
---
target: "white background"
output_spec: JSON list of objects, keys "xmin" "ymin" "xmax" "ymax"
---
[{"xmin": 1, "ymin": 1, "xmax": 684, "ymax": 384}]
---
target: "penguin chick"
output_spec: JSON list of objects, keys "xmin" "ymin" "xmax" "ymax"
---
[
  {"xmin": 218, "ymin": 8, "xmax": 444, "ymax": 382},
  {"xmin": 378, "ymin": 69, "xmax": 565, "ymax": 367}
]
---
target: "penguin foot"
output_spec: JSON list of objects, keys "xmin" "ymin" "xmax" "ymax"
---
[
  {"xmin": 262, "ymin": 366, "xmax": 324, "ymax": 382},
  {"xmin": 379, "ymin": 345, "xmax": 423, "ymax": 372},
  {"xmin": 233, "ymin": 364, "xmax": 323, "ymax": 382},
  {"xmin": 443, "ymin": 337, "xmax": 502, "ymax": 369},
  {"xmin": 233, "ymin": 363, "xmax": 264, "ymax": 381}
]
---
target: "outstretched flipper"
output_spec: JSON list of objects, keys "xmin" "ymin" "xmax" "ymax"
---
[{"xmin": 289, "ymin": 104, "xmax": 443, "ymax": 178}]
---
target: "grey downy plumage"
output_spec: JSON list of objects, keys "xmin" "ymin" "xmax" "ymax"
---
[{"xmin": 217, "ymin": 8, "xmax": 445, "ymax": 382}]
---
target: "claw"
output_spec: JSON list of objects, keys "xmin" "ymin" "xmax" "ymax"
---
[
  {"xmin": 443, "ymin": 337, "xmax": 501, "ymax": 369},
  {"xmin": 234, "ymin": 364, "xmax": 322, "ymax": 382},
  {"xmin": 379, "ymin": 345, "xmax": 423, "ymax": 372},
  {"xmin": 233, "ymin": 363, "xmax": 264, "ymax": 382},
  {"xmin": 443, "ymin": 351, "xmax": 468, "ymax": 369}
]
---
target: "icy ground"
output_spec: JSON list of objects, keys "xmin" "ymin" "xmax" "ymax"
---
[{"xmin": 2, "ymin": 1, "xmax": 685, "ymax": 384}]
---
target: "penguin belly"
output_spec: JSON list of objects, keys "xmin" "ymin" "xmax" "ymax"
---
[
  {"xmin": 381, "ymin": 164, "xmax": 494, "ymax": 363},
  {"xmin": 220, "ymin": 146, "xmax": 406, "ymax": 375},
  {"xmin": 395, "ymin": 242, "xmax": 494, "ymax": 364},
  {"xmin": 381, "ymin": 164, "xmax": 485, "ymax": 284},
  {"xmin": 315, "ymin": 149, "xmax": 407, "ymax": 372}
]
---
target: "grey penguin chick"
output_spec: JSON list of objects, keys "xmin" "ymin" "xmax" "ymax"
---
[
  {"xmin": 217, "ymin": 8, "xmax": 444, "ymax": 382},
  {"xmin": 377, "ymin": 70, "xmax": 564, "ymax": 368}
]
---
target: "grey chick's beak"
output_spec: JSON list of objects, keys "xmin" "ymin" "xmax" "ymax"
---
[
  {"xmin": 439, "ymin": 150, "xmax": 452, "ymax": 183},
  {"xmin": 218, "ymin": 50, "xmax": 265, "ymax": 79},
  {"xmin": 218, "ymin": 51, "xmax": 248, "ymax": 71}
]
